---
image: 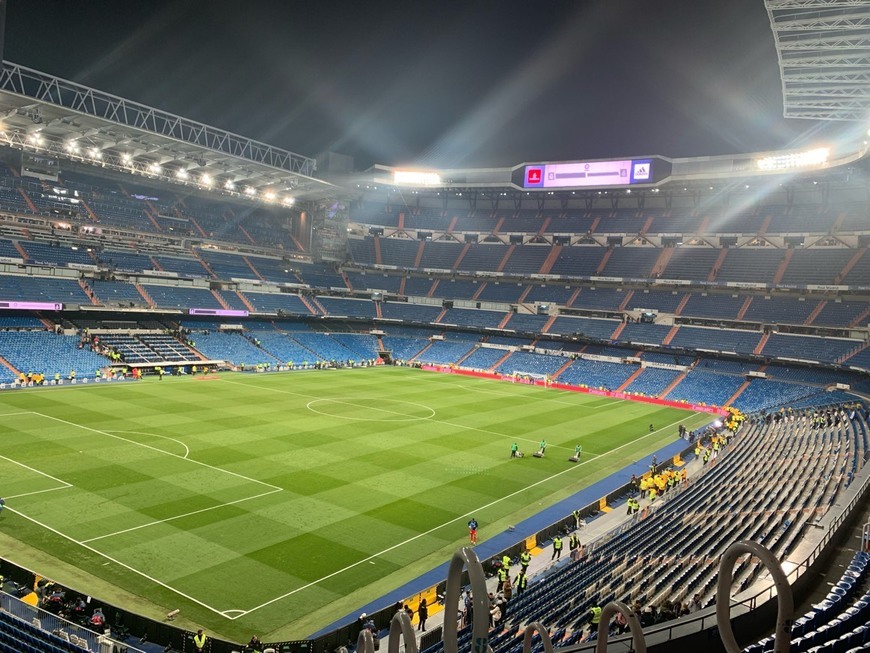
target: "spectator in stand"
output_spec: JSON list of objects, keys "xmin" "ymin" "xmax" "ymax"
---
[
  {"xmin": 463, "ymin": 590, "xmax": 473, "ymax": 627},
  {"xmin": 417, "ymin": 598, "xmax": 428, "ymax": 631},
  {"xmin": 89, "ymin": 607, "xmax": 106, "ymax": 632}
]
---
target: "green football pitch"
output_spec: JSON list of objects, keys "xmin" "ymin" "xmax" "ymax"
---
[{"xmin": 0, "ymin": 367, "xmax": 713, "ymax": 642}]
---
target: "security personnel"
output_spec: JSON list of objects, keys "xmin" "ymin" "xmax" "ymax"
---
[
  {"xmin": 515, "ymin": 571, "xmax": 528, "ymax": 595},
  {"xmin": 193, "ymin": 629, "xmax": 207, "ymax": 653},
  {"xmin": 497, "ymin": 566, "xmax": 508, "ymax": 584},
  {"xmin": 589, "ymin": 605, "xmax": 602, "ymax": 628},
  {"xmin": 572, "ymin": 508, "xmax": 583, "ymax": 529},
  {"xmin": 551, "ymin": 535, "xmax": 563, "ymax": 561},
  {"xmin": 519, "ymin": 550, "xmax": 531, "ymax": 574},
  {"xmin": 502, "ymin": 554, "xmax": 511, "ymax": 570},
  {"xmin": 569, "ymin": 532, "xmax": 580, "ymax": 552},
  {"xmin": 53, "ymin": 372, "xmax": 60, "ymax": 384}
]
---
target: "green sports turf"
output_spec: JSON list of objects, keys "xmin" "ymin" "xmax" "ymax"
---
[{"xmin": 0, "ymin": 367, "xmax": 713, "ymax": 641}]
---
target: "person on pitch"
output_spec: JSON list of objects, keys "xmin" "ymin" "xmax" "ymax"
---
[{"xmin": 468, "ymin": 517, "xmax": 479, "ymax": 544}]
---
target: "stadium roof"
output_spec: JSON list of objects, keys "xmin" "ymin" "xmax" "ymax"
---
[
  {"xmin": 0, "ymin": 61, "xmax": 339, "ymax": 202},
  {"xmin": 766, "ymin": 0, "xmax": 870, "ymax": 121}
]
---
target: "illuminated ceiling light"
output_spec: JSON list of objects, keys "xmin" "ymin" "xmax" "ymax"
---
[
  {"xmin": 176, "ymin": 169, "xmax": 189, "ymax": 180},
  {"xmin": 263, "ymin": 190, "xmax": 277, "ymax": 201},
  {"xmin": 149, "ymin": 163, "xmax": 162, "ymax": 174},
  {"xmin": 121, "ymin": 153, "xmax": 132, "ymax": 164},
  {"xmin": 89, "ymin": 147, "xmax": 102, "ymax": 160},
  {"xmin": 282, "ymin": 196, "xmax": 295, "ymax": 206},
  {"xmin": 28, "ymin": 133, "xmax": 42, "ymax": 144},
  {"xmin": 201, "ymin": 174, "xmax": 212, "ymax": 186},
  {"xmin": 65, "ymin": 141, "xmax": 78, "ymax": 153},
  {"xmin": 224, "ymin": 180, "xmax": 236, "ymax": 190},
  {"xmin": 244, "ymin": 186, "xmax": 256, "ymax": 196}
]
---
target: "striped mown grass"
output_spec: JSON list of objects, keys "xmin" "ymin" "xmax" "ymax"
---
[{"xmin": 0, "ymin": 367, "xmax": 712, "ymax": 641}]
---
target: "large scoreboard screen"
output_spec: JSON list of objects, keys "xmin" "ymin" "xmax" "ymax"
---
[{"xmin": 515, "ymin": 156, "xmax": 671, "ymax": 189}]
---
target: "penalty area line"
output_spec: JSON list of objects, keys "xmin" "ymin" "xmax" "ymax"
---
[
  {"xmin": 5, "ymin": 506, "xmax": 233, "ymax": 618},
  {"xmin": 30, "ymin": 411, "xmax": 283, "ymax": 492},
  {"xmin": 80, "ymin": 488, "xmax": 283, "ymax": 544},
  {"xmin": 230, "ymin": 413, "xmax": 697, "ymax": 620}
]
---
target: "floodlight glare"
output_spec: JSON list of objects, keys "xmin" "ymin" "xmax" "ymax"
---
[
  {"xmin": 176, "ymin": 169, "xmax": 189, "ymax": 180},
  {"xmin": 65, "ymin": 141, "xmax": 78, "ymax": 153},
  {"xmin": 263, "ymin": 190, "xmax": 277, "ymax": 201},
  {"xmin": 756, "ymin": 147, "xmax": 829, "ymax": 171},
  {"xmin": 224, "ymin": 180, "xmax": 236, "ymax": 190},
  {"xmin": 149, "ymin": 163, "xmax": 162, "ymax": 174},
  {"xmin": 393, "ymin": 170, "xmax": 442, "ymax": 186},
  {"xmin": 121, "ymin": 153, "xmax": 132, "ymax": 164},
  {"xmin": 201, "ymin": 174, "xmax": 212, "ymax": 186},
  {"xmin": 244, "ymin": 186, "xmax": 256, "ymax": 196},
  {"xmin": 282, "ymin": 196, "xmax": 295, "ymax": 206}
]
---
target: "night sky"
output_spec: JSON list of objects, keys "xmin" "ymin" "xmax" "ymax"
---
[{"xmin": 3, "ymin": 0, "xmax": 852, "ymax": 170}]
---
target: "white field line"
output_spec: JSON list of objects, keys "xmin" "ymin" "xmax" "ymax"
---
[
  {"xmin": 231, "ymin": 413, "xmax": 697, "ymax": 619},
  {"xmin": 4, "ymin": 486, "xmax": 72, "ymax": 500},
  {"xmin": 5, "ymin": 505, "xmax": 231, "ymax": 618},
  {"xmin": 0, "ymin": 411, "xmax": 38, "ymax": 418},
  {"xmin": 106, "ymin": 430, "xmax": 190, "ymax": 459},
  {"xmin": 305, "ymin": 398, "xmax": 435, "ymax": 421},
  {"xmin": 80, "ymin": 488, "xmax": 282, "ymax": 544},
  {"xmin": 30, "ymin": 412, "xmax": 281, "ymax": 492},
  {"xmin": 0, "ymin": 453, "xmax": 73, "ymax": 489}
]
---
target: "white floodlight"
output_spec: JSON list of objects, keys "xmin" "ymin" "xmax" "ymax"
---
[{"xmin": 756, "ymin": 147, "xmax": 829, "ymax": 171}]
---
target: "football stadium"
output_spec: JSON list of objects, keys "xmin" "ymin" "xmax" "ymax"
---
[{"xmin": 0, "ymin": 1, "xmax": 869, "ymax": 652}]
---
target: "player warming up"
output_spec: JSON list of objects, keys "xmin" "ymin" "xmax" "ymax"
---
[{"xmin": 468, "ymin": 517, "xmax": 478, "ymax": 544}]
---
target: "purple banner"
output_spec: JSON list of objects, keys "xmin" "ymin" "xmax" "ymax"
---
[
  {"xmin": 0, "ymin": 301, "xmax": 63, "ymax": 311},
  {"xmin": 188, "ymin": 308, "xmax": 249, "ymax": 317}
]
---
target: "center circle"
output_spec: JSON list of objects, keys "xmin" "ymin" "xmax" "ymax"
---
[{"xmin": 306, "ymin": 398, "xmax": 435, "ymax": 422}]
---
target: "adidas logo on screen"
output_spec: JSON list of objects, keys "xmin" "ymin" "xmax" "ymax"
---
[{"xmin": 632, "ymin": 162, "xmax": 650, "ymax": 180}]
